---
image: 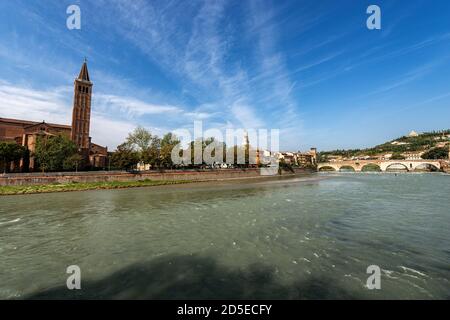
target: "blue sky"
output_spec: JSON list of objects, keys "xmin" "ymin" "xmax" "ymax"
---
[{"xmin": 0, "ymin": 0, "xmax": 449, "ymax": 151}]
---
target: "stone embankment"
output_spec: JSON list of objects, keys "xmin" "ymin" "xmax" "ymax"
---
[{"xmin": 0, "ymin": 168, "xmax": 314, "ymax": 187}]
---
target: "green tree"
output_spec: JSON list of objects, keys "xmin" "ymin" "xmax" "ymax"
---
[
  {"xmin": 140, "ymin": 136, "xmax": 161, "ymax": 169},
  {"xmin": 187, "ymin": 139, "xmax": 203, "ymax": 166},
  {"xmin": 63, "ymin": 154, "xmax": 84, "ymax": 171},
  {"xmin": 126, "ymin": 126, "xmax": 152, "ymax": 152},
  {"xmin": 126, "ymin": 126, "xmax": 168, "ymax": 169},
  {"xmin": 199, "ymin": 137, "xmax": 226, "ymax": 167},
  {"xmin": 317, "ymin": 153, "xmax": 329, "ymax": 163},
  {"xmin": 34, "ymin": 135, "xmax": 78, "ymax": 172},
  {"xmin": 421, "ymin": 147, "xmax": 449, "ymax": 160},
  {"xmin": 0, "ymin": 142, "xmax": 27, "ymax": 174},
  {"xmin": 277, "ymin": 158, "xmax": 294, "ymax": 173},
  {"xmin": 186, "ymin": 137, "xmax": 227, "ymax": 167},
  {"xmin": 110, "ymin": 143, "xmax": 140, "ymax": 171},
  {"xmin": 160, "ymin": 133, "xmax": 180, "ymax": 168}
]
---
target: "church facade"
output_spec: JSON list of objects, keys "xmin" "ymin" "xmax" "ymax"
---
[{"xmin": 0, "ymin": 61, "xmax": 108, "ymax": 171}]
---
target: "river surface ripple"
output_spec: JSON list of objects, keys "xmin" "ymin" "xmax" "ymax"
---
[{"xmin": 0, "ymin": 173, "xmax": 449, "ymax": 299}]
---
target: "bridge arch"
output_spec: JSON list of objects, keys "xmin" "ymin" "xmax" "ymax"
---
[
  {"xmin": 413, "ymin": 163, "xmax": 440, "ymax": 172},
  {"xmin": 339, "ymin": 165, "xmax": 356, "ymax": 172},
  {"xmin": 318, "ymin": 165, "xmax": 337, "ymax": 172},
  {"xmin": 361, "ymin": 163, "xmax": 382, "ymax": 172},
  {"xmin": 385, "ymin": 163, "xmax": 409, "ymax": 172}
]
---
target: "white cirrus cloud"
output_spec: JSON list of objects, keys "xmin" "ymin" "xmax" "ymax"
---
[
  {"xmin": 94, "ymin": 94, "xmax": 183, "ymax": 118},
  {"xmin": 0, "ymin": 81, "xmax": 179, "ymax": 149},
  {"xmin": 0, "ymin": 82, "xmax": 71, "ymax": 124}
]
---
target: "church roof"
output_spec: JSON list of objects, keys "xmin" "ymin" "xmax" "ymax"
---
[
  {"xmin": 77, "ymin": 60, "xmax": 91, "ymax": 82},
  {"xmin": 0, "ymin": 117, "xmax": 71, "ymax": 129}
]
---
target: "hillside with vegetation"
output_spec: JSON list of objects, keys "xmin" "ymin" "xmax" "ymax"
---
[{"xmin": 318, "ymin": 130, "xmax": 450, "ymax": 162}]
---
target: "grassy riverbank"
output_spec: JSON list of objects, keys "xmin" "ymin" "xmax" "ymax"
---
[{"xmin": 0, "ymin": 179, "xmax": 195, "ymax": 196}]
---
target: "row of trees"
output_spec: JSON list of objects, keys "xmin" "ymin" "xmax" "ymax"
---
[
  {"xmin": 0, "ymin": 135, "xmax": 83, "ymax": 173},
  {"xmin": 0, "ymin": 143, "xmax": 27, "ymax": 174},
  {"xmin": 110, "ymin": 127, "xmax": 255, "ymax": 171},
  {"xmin": 421, "ymin": 147, "xmax": 449, "ymax": 160},
  {"xmin": 1, "ymin": 126, "xmax": 256, "ymax": 173},
  {"xmin": 111, "ymin": 127, "xmax": 181, "ymax": 170},
  {"xmin": 34, "ymin": 135, "xmax": 83, "ymax": 172}
]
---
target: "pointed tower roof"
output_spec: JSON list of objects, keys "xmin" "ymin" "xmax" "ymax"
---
[{"xmin": 77, "ymin": 58, "xmax": 91, "ymax": 82}]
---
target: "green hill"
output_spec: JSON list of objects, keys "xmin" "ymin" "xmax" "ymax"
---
[{"xmin": 319, "ymin": 130, "xmax": 450, "ymax": 161}]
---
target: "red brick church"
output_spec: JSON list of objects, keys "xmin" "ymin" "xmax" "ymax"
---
[{"xmin": 0, "ymin": 60, "xmax": 108, "ymax": 171}]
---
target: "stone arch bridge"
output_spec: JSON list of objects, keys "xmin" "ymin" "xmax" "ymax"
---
[{"xmin": 317, "ymin": 160, "xmax": 443, "ymax": 172}]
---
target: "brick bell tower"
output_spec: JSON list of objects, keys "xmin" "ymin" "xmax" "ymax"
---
[{"xmin": 71, "ymin": 59, "xmax": 93, "ymax": 162}]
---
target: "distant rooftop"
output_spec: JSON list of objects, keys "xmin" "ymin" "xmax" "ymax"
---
[{"xmin": 408, "ymin": 130, "xmax": 419, "ymax": 137}]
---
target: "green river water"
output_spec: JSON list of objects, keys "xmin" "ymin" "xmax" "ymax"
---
[{"xmin": 0, "ymin": 173, "xmax": 449, "ymax": 299}]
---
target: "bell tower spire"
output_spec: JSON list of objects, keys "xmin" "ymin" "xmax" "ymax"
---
[
  {"xmin": 71, "ymin": 59, "xmax": 93, "ymax": 156},
  {"xmin": 77, "ymin": 58, "xmax": 90, "ymax": 82}
]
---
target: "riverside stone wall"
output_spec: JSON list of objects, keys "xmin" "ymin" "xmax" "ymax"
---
[{"xmin": 0, "ymin": 168, "xmax": 314, "ymax": 186}]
